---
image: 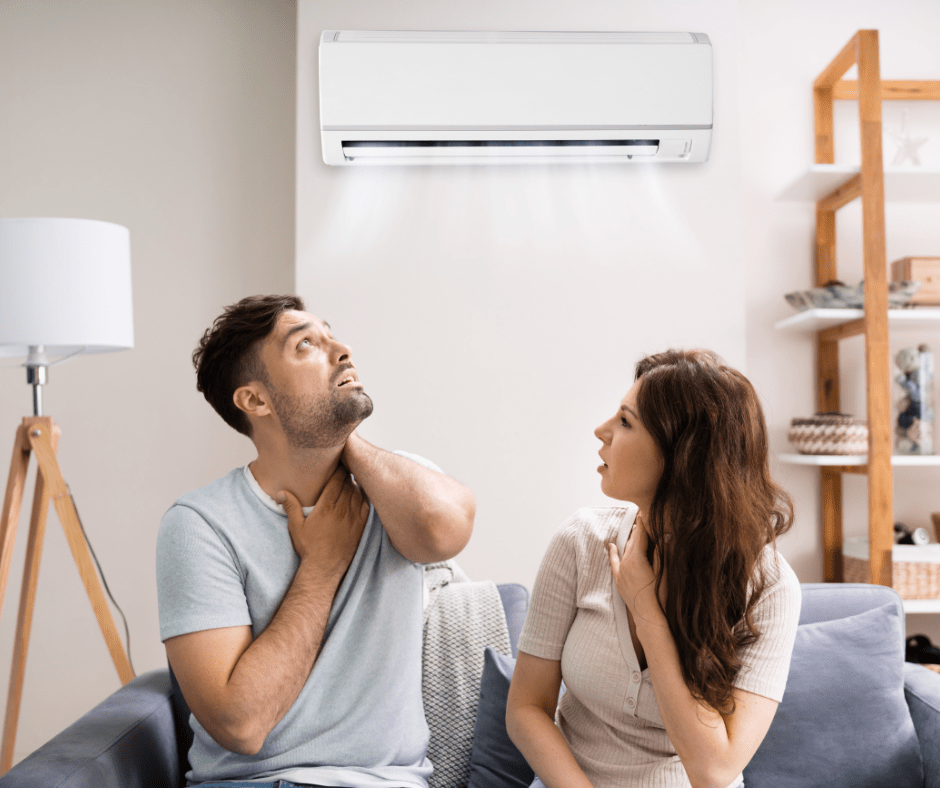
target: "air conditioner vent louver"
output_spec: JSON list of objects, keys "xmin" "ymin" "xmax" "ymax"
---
[{"xmin": 342, "ymin": 139, "xmax": 665, "ymax": 163}]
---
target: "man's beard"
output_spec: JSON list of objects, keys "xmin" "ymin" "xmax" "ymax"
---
[{"xmin": 270, "ymin": 384, "xmax": 373, "ymax": 449}]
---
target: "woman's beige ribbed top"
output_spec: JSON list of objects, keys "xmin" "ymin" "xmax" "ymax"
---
[{"xmin": 517, "ymin": 507, "xmax": 801, "ymax": 788}]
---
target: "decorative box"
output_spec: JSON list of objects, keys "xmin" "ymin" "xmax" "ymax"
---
[
  {"xmin": 788, "ymin": 413, "xmax": 868, "ymax": 455},
  {"xmin": 843, "ymin": 536, "xmax": 940, "ymax": 599},
  {"xmin": 891, "ymin": 257, "xmax": 940, "ymax": 306}
]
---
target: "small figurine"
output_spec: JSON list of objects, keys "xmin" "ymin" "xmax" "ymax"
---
[
  {"xmin": 887, "ymin": 110, "xmax": 929, "ymax": 167},
  {"xmin": 894, "ymin": 344, "xmax": 934, "ymax": 455},
  {"xmin": 894, "ymin": 522, "xmax": 931, "ymax": 545}
]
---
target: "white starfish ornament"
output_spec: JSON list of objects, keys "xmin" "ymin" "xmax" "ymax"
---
[{"xmin": 887, "ymin": 110, "xmax": 928, "ymax": 166}]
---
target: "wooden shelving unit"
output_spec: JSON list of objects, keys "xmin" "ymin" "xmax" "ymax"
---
[{"xmin": 778, "ymin": 30, "xmax": 940, "ymax": 593}]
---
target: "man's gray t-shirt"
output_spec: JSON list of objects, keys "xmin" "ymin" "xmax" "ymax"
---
[{"xmin": 156, "ymin": 460, "xmax": 434, "ymax": 787}]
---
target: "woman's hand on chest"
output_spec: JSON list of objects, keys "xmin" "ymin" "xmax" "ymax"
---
[{"xmin": 608, "ymin": 514, "xmax": 668, "ymax": 628}]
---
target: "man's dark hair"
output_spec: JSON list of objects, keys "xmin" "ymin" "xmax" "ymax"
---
[{"xmin": 192, "ymin": 294, "xmax": 305, "ymax": 436}]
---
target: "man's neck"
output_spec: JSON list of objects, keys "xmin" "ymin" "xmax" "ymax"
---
[{"xmin": 249, "ymin": 442, "xmax": 345, "ymax": 508}]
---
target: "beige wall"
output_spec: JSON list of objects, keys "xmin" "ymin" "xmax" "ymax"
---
[{"xmin": 0, "ymin": 0, "xmax": 296, "ymax": 764}]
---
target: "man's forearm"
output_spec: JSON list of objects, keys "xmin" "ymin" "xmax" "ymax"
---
[
  {"xmin": 213, "ymin": 561, "xmax": 339, "ymax": 754},
  {"xmin": 342, "ymin": 433, "xmax": 474, "ymax": 563}
]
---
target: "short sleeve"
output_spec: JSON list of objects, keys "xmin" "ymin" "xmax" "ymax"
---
[
  {"xmin": 156, "ymin": 503, "xmax": 253, "ymax": 641},
  {"xmin": 732, "ymin": 551, "xmax": 802, "ymax": 702},
  {"xmin": 517, "ymin": 518, "xmax": 581, "ymax": 661}
]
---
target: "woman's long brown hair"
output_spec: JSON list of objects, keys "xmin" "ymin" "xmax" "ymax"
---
[{"xmin": 634, "ymin": 349, "xmax": 793, "ymax": 714}]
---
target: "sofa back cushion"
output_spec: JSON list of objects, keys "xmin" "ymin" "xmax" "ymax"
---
[
  {"xmin": 799, "ymin": 582, "xmax": 904, "ymax": 625},
  {"xmin": 743, "ymin": 603, "xmax": 924, "ymax": 788},
  {"xmin": 467, "ymin": 647, "xmax": 535, "ymax": 788}
]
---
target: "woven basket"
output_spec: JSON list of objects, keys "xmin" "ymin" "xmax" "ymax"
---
[
  {"xmin": 788, "ymin": 413, "xmax": 868, "ymax": 455},
  {"xmin": 843, "ymin": 537, "xmax": 940, "ymax": 599}
]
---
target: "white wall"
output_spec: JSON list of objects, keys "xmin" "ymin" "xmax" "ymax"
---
[
  {"xmin": 297, "ymin": 0, "xmax": 747, "ymax": 591},
  {"xmin": 0, "ymin": 0, "xmax": 296, "ymax": 765}
]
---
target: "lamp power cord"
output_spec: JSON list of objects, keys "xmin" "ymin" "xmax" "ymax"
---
[{"xmin": 66, "ymin": 483, "xmax": 135, "ymax": 675}]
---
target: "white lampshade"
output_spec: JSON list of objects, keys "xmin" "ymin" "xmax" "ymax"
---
[{"xmin": 0, "ymin": 217, "xmax": 134, "ymax": 359}]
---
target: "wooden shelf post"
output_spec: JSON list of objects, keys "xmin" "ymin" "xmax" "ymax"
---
[
  {"xmin": 811, "ymin": 30, "xmax": 893, "ymax": 587},
  {"xmin": 856, "ymin": 30, "xmax": 893, "ymax": 588}
]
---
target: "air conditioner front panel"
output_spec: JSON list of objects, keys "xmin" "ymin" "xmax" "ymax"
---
[{"xmin": 321, "ymin": 40, "xmax": 711, "ymax": 129}]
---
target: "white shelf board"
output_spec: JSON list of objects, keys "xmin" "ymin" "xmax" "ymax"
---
[
  {"xmin": 778, "ymin": 164, "xmax": 940, "ymax": 202},
  {"xmin": 902, "ymin": 598, "xmax": 940, "ymax": 614},
  {"xmin": 778, "ymin": 453, "xmax": 940, "ymax": 466},
  {"xmin": 775, "ymin": 307, "xmax": 940, "ymax": 333}
]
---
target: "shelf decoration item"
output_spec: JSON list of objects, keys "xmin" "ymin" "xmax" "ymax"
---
[
  {"xmin": 891, "ymin": 257, "xmax": 940, "ymax": 306},
  {"xmin": 788, "ymin": 412, "xmax": 868, "ymax": 455},
  {"xmin": 894, "ymin": 522, "xmax": 932, "ymax": 545},
  {"xmin": 905, "ymin": 635, "xmax": 940, "ymax": 675},
  {"xmin": 784, "ymin": 279, "xmax": 920, "ymax": 312},
  {"xmin": 932, "ymin": 513, "xmax": 940, "ymax": 543},
  {"xmin": 843, "ymin": 536, "xmax": 940, "ymax": 599},
  {"xmin": 886, "ymin": 109, "xmax": 928, "ymax": 166},
  {"xmin": 894, "ymin": 344, "xmax": 934, "ymax": 455}
]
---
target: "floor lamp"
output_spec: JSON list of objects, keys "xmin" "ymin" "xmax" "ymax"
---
[{"xmin": 0, "ymin": 217, "xmax": 135, "ymax": 773}]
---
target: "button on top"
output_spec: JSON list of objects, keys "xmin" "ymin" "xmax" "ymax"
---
[{"xmin": 632, "ymin": 671, "xmax": 641, "ymax": 683}]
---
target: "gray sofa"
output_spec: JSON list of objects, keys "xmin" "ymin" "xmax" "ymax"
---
[{"xmin": 1, "ymin": 583, "xmax": 938, "ymax": 788}]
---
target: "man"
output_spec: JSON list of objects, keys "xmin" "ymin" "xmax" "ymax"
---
[{"xmin": 156, "ymin": 295, "xmax": 475, "ymax": 787}]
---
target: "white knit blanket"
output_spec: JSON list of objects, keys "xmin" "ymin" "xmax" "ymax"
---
[{"xmin": 423, "ymin": 562, "xmax": 512, "ymax": 788}]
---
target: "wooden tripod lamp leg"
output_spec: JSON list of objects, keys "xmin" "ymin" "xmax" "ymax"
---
[
  {"xmin": 0, "ymin": 425, "xmax": 31, "ymax": 618},
  {"xmin": 1, "ymin": 429, "xmax": 54, "ymax": 773},
  {"xmin": 25, "ymin": 424, "xmax": 135, "ymax": 685},
  {"xmin": 0, "ymin": 424, "xmax": 33, "ymax": 773}
]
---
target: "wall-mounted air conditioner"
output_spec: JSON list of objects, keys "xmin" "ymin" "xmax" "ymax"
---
[{"xmin": 319, "ymin": 31, "xmax": 712, "ymax": 165}]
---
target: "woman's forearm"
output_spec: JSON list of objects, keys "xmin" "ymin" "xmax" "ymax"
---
[
  {"xmin": 634, "ymin": 607, "xmax": 734, "ymax": 788},
  {"xmin": 506, "ymin": 704, "xmax": 595, "ymax": 788},
  {"xmin": 610, "ymin": 528, "xmax": 738, "ymax": 788}
]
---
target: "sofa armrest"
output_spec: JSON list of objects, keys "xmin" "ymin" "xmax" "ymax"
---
[
  {"xmin": 0, "ymin": 669, "xmax": 180, "ymax": 788},
  {"xmin": 906, "ymin": 663, "xmax": 940, "ymax": 788}
]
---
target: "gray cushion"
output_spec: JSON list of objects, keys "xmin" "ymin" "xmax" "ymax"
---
[
  {"xmin": 744, "ymin": 603, "xmax": 924, "ymax": 788},
  {"xmin": 466, "ymin": 647, "xmax": 534, "ymax": 788}
]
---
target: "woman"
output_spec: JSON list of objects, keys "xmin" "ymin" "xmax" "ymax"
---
[{"xmin": 506, "ymin": 349, "xmax": 800, "ymax": 788}]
